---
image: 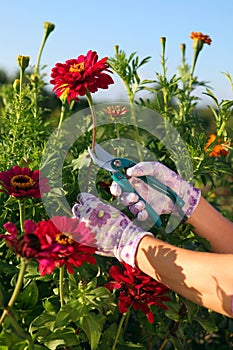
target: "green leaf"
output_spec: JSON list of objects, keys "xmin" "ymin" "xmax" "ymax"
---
[
  {"xmin": 15, "ymin": 281, "xmax": 39, "ymax": 309},
  {"xmin": 71, "ymin": 149, "xmax": 91, "ymax": 170},
  {"xmin": 54, "ymin": 300, "xmax": 89, "ymax": 328},
  {"xmin": 30, "ymin": 311, "xmax": 56, "ymax": 333},
  {"xmin": 10, "ymin": 341, "xmax": 29, "ymax": 350},
  {"xmin": 80, "ymin": 314, "xmax": 105, "ymax": 350},
  {"xmin": 164, "ymin": 301, "xmax": 181, "ymax": 322},
  {"xmin": 195, "ymin": 314, "xmax": 218, "ymax": 333},
  {"xmin": 117, "ymin": 342, "xmax": 145, "ymax": 349},
  {"xmin": 43, "ymin": 327, "xmax": 80, "ymax": 349}
]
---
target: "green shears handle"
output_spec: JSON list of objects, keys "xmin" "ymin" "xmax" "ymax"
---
[{"xmin": 110, "ymin": 158, "xmax": 185, "ymax": 228}]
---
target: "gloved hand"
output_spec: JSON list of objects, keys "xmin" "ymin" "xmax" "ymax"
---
[
  {"xmin": 110, "ymin": 162, "xmax": 201, "ymax": 222},
  {"xmin": 72, "ymin": 192, "xmax": 153, "ymax": 267}
]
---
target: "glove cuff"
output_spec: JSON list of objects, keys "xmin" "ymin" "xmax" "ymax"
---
[
  {"xmin": 117, "ymin": 230, "xmax": 154, "ymax": 267},
  {"xmin": 183, "ymin": 187, "xmax": 201, "ymax": 218}
]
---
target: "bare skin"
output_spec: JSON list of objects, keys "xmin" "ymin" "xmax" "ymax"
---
[{"xmin": 135, "ymin": 196, "xmax": 233, "ymax": 317}]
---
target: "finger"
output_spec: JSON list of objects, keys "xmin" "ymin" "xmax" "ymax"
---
[
  {"xmin": 137, "ymin": 209, "xmax": 149, "ymax": 221},
  {"xmin": 127, "ymin": 162, "xmax": 158, "ymax": 177},
  {"xmin": 129, "ymin": 200, "xmax": 145, "ymax": 215},
  {"xmin": 119, "ymin": 192, "xmax": 139, "ymax": 206},
  {"xmin": 110, "ymin": 181, "xmax": 122, "ymax": 197}
]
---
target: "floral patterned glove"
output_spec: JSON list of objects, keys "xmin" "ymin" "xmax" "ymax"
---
[
  {"xmin": 110, "ymin": 162, "xmax": 201, "ymax": 222},
  {"xmin": 72, "ymin": 192, "xmax": 153, "ymax": 267}
]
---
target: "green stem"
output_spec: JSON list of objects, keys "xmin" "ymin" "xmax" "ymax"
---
[
  {"xmin": 85, "ymin": 90, "xmax": 96, "ymax": 191},
  {"xmin": 59, "ymin": 265, "xmax": 65, "ymax": 307},
  {"xmin": 11, "ymin": 68, "xmax": 24, "ymax": 154},
  {"xmin": 57, "ymin": 102, "xmax": 67, "ymax": 130},
  {"xmin": 35, "ymin": 32, "xmax": 48, "ymax": 74},
  {"xmin": 189, "ymin": 48, "xmax": 200, "ymax": 90},
  {"xmin": 158, "ymin": 338, "xmax": 168, "ymax": 350},
  {"xmin": 85, "ymin": 90, "xmax": 97, "ymax": 150},
  {"xmin": 19, "ymin": 67, "xmax": 24, "ymax": 102},
  {"xmin": 18, "ymin": 199, "xmax": 25, "ymax": 233},
  {"xmin": 0, "ymin": 258, "xmax": 27, "ymax": 325},
  {"xmin": 217, "ymin": 120, "xmax": 226, "ymax": 137},
  {"xmin": 125, "ymin": 89, "xmax": 143, "ymax": 162},
  {"xmin": 111, "ymin": 310, "xmax": 129, "ymax": 350}
]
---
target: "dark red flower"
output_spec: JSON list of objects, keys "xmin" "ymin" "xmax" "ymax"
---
[
  {"xmin": 33, "ymin": 216, "xmax": 96, "ymax": 275},
  {"xmin": 1, "ymin": 220, "xmax": 41, "ymax": 258},
  {"xmin": 105, "ymin": 263, "xmax": 170, "ymax": 323},
  {"xmin": 50, "ymin": 50, "xmax": 114, "ymax": 103},
  {"xmin": 0, "ymin": 166, "xmax": 50, "ymax": 199}
]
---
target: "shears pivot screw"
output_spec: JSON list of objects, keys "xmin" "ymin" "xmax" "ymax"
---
[{"xmin": 113, "ymin": 159, "xmax": 122, "ymax": 168}]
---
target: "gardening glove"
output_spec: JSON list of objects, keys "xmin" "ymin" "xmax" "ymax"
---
[
  {"xmin": 72, "ymin": 192, "xmax": 153, "ymax": 267},
  {"xmin": 110, "ymin": 161, "xmax": 201, "ymax": 222}
]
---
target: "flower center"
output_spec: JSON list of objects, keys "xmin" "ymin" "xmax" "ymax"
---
[
  {"xmin": 69, "ymin": 62, "xmax": 85, "ymax": 73},
  {"xmin": 10, "ymin": 175, "xmax": 35, "ymax": 190},
  {"xmin": 97, "ymin": 210, "xmax": 105, "ymax": 218},
  {"xmin": 55, "ymin": 232, "xmax": 73, "ymax": 245}
]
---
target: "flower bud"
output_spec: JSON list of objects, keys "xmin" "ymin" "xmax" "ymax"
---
[
  {"xmin": 44, "ymin": 22, "xmax": 55, "ymax": 39},
  {"xmin": 180, "ymin": 43, "xmax": 186, "ymax": 54},
  {"xmin": 17, "ymin": 55, "xmax": 30, "ymax": 70},
  {"xmin": 160, "ymin": 37, "xmax": 166, "ymax": 44},
  {"xmin": 13, "ymin": 79, "xmax": 20, "ymax": 92},
  {"xmin": 114, "ymin": 45, "xmax": 119, "ymax": 55},
  {"xmin": 31, "ymin": 73, "xmax": 39, "ymax": 83}
]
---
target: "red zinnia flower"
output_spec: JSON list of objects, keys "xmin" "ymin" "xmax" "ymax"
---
[
  {"xmin": 105, "ymin": 263, "xmax": 170, "ymax": 323},
  {"xmin": 50, "ymin": 50, "xmax": 114, "ymax": 103},
  {"xmin": 33, "ymin": 216, "xmax": 96, "ymax": 275},
  {"xmin": 0, "ymin": 166, "xmax": 50, "ymax": 199}
]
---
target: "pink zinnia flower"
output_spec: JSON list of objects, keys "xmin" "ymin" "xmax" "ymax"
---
[
  {"xmin": 104, "ymin": 105, "xmax": 129, "ymax": 118},
  {"xmin": 0, "ymin": 166, "xmax": 50, "ymax": 199},
  {"xmin": 33, "ymin": 216, "xmax": 96, "ymax": 275},
  {"xmin": 105, "ymin": 263, "xmax": 170, "ymax": 323},
  {"xmin": 50, "ymin": 50, "xmax": 114, "ymax": 103}
]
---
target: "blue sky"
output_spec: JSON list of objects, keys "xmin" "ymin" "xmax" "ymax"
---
[{"xmin": 1, "ymin": 0, "xmax": 233, "ymax": 103}]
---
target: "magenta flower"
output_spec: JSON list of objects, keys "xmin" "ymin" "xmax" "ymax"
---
[{"xmin": 33, "ymin": 216, "xmax": 97, "ymax": 275}]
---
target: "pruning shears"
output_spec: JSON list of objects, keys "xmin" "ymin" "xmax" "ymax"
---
[{"xmin": 88, "ymin": 143, "xmax": 185, "ymax": 228}]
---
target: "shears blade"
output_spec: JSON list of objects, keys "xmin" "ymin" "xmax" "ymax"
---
[{"xmin": 88, "ymin": 144, "xmax": 115, "ymax": 172}]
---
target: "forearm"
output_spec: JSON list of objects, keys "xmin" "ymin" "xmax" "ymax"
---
[
  {"xmin": 186, "ymin": 196, "xmax": 233, "ymax": 253},
  {"xmin": 135, "ymin": 235, "xmax": 233, "ymax": 317}
]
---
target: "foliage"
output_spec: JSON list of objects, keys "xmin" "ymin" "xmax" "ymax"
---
[{"xmin": 0, "ymin": 23, "xmax": 232, "ymax": 350}]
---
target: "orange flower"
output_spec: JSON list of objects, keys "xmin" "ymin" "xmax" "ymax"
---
[
  {"xmin": 204, "ymin": 134, "xmax": 230, "ymax": 157},
  {"xmin": 190, "ymin": 32, "xmax": 212, "ymax": 45},
  {"xmin": 189, "ymin": 32, "xmax": 212, "ymax": 76}
]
